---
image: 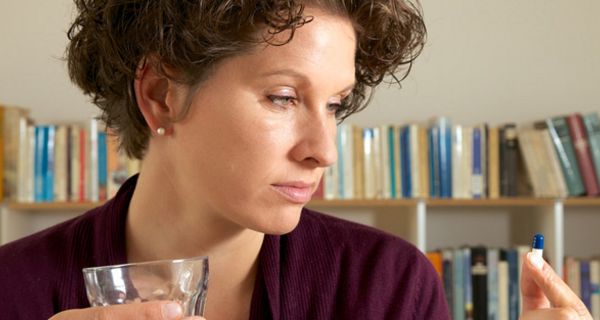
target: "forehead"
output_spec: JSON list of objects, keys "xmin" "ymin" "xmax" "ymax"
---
[{"xmin": 237, "ymin": 9, "xmax": 356, "ymax": 86}]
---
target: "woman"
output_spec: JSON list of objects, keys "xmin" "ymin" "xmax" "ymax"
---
[{"xmin": 0, "ymin": 0, "xmax": 591, "ymax": 319}]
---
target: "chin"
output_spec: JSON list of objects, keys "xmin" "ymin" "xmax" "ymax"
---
[{"xmin": 254, "ymin": 205, "xmax": 304, "ymax": 235}]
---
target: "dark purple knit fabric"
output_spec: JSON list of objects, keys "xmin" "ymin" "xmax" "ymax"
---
[{"xmin": 0, "ymin": 175, "xmax": 449, "ymax": 319}]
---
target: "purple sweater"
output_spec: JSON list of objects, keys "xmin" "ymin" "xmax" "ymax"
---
[{"xmin": 0, "ymin": 175, "xmax": 449, "ymax": 319}]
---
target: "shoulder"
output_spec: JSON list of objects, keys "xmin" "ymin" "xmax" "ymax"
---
[
  {"xmin": 0, "ymin": 206, "xmax": 102, "ymax": 315},
  {"xmin": 298, "ymin": 208, "xmax": 420, "ymax": 262},
  {"xmin": 295, "ymin": 208, "xmax": 450, "ymax": 319}
]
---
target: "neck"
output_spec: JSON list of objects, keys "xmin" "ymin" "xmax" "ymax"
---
[{"xmin": 126, "ymin": 150, "xmax": 264, "ymax": 319}]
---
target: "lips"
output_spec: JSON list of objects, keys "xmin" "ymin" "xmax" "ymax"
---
[{"xmin": 271, "ymin": 182, "xmax": 315, "ymax": 204}]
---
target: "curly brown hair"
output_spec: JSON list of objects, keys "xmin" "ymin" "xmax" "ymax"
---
[{"xmin": 66, "ymin": 0, "xmax": 426, "ymax": 159}]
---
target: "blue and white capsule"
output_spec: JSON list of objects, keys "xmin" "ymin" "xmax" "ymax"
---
[{"xmin": 530, "ymin": 233, "xmax": 544, "ymax": 269}]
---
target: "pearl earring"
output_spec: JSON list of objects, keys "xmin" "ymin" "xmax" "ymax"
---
[{"xmin": 156, "ymin": 127, "xmax": 166, "ymax": 136}]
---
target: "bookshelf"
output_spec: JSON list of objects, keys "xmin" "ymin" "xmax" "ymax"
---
[{"xmin": 2, "ymin": 197, "xmax": 600, "ymax": 276}]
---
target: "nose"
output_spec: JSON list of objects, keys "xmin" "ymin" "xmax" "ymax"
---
[{"xmin": 290, "ymin": 110, "xmax": 338, "ymax": 168}]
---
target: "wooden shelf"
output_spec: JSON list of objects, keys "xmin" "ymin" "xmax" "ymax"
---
[
  {"xmin": 6, "ymin": 197, "xmax": 600, "ymax": 212},
  {"xmin": 6, "ymin": 201, "xmax": 104, "ymax": 211},
  {"xmin": 307, "ymin": 199, "xmax": 419, "ymax": 207}
]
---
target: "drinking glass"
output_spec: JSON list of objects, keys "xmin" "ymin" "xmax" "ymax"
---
[{"xmin": 82, "ymin": 256, "xmax": 209, "ymax": 316}]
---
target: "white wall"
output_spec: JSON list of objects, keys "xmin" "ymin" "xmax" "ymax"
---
[{"xmin": 1, "ymin": 1, "xmax": 599, "ymax": 256}]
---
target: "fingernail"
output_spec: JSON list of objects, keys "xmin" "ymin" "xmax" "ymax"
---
[
  {"xmin": 162, "ymin": 302, "xmax": 183, "ymax": 320},
  {"xmin": 528, "ymin": 252, "xmax": 544, "ymax": 270}
]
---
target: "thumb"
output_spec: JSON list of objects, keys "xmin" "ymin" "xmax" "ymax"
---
[
  {"xmin": 51, "ymin": 301, "xmax": 186, "ymax": 320},
  {"xmin": 521, "ymin": 252, "xmax": 591, "ymax": 318}
]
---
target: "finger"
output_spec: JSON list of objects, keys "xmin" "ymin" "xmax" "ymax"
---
[
  {"xmin": 520, "ymin": 307, "xmax": 581, "ymax": 320},
  {"xmin": 521, "ymin": 252, "xmax": 551, "ymax": 311},
  {"xmin": 522, "ymin": 252, "xmax": 591, "ymax": 317},
  {"xmin": 50, "ymin": 301, "xmax": 184, "ymax": 320}
]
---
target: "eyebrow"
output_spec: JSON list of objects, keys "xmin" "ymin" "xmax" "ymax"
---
[{"xmin": 259, "ymin": 68, "xmax": 356, "ymax": 94}]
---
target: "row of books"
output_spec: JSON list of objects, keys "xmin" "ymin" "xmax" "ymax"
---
[
  {"xmin": 1, "ymin": 105, "xmax": 140, "ymax": 203},
  {"xmin": 427, "ymin": 246, "xmax": 600, "ymax": 320},
  {"xmin": 313, "ymin": 112, "xmax": 600, "ymax": 200}
]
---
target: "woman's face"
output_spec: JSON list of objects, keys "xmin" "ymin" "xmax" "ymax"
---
[{"xmin": 168, "ymin": 8, "xmax": 356, "ymax": 235}]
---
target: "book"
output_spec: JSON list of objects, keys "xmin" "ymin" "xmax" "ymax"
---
[
  {"xmin": 463, "ymin": 247, "xmax": 473, "ymax": 320},
  {"xmin": 54, "ymin": 125, "xmax": 68, "ymax": 202},
  {"xmin": 453, "ymin": 248, "xmax": 465, "ymax": 320},
  {"xmin": 506, "ymin": 248, "xmax": 519, "ymax": 320},
  {"xmin": 441, "ymin": 249, "xmax": 454, "ymax": 315},
  {"xmin": 379, "ymin": 125, "xmax": 391, "ymax": 199},
  {"xmin": 566, "ymin": 113, "xmax": 600, "ymax": 196},
  {"xmin": 97, "ymin": 131, "xmax": 108, "ymax": 201},
  {"xmin": 3, "ymin": 106, "xmax": 30, "ymax": 201},
  {"xmin": 418, "ymin": 126, "xmax": 430, "ymax": 199},
  {"xmin": 472, "ymin": 126, "xmax": 484, "ymax": 199},
  {"xmin": 352, "ymin": 126, "xmax": 364, "ymax": 199},
  {"xmin": 582, "ymin": 113, "xmax": 600, "ymax": 189},
  {"xmin": 500, "ymin": 124, "xmax": 519, "ymax": 197},
  {"xmin": 488, "ymin": 127, "xmax": 500, "ymax": 199},
  {"xmin": 487, "ymin": 248, "xmax": 500, "ymax": 320},
  {"xmin": 429, "ymin": 126, "xmax": 441, "ymax": 197},
  {"xmin": 363, "ymin": 128, "xmax": 376, "ymax": 199},
  {"xmin": 590, "ymin": 259, "xmax": 600, "ymax": 319},
  {"xmin": 34, "ymin": 126, "xmax": 46, "ymax": 202},
  {"xmin": 471, "ymin": 246, "xmax": 488, "ymax": 320},
  {"xmin": 498, "ymin": 256, "xmax": 509, "ymax": 320},
  {"xmin": 535, "ymin": 122, "xmax": 569, "ymax": 197},
  {"xmin": 581, "ymin": 260, "xmax": 592, "ymax": 310},
  {"xmin": 438, "ymin": 118, "xmax": 453, "ymax": 198},
  {"xmin": 452, "ymin": 125, "xmax": 470, "ymax": 199},
  {"xmin": 400, "ymin": 126, "xmax": 412, "ymax": 198},
  {"xmin": 0, "ymin": 106, "xmax": 4, "ymax": 202},
  {"xmin": 546, "ymin": 117, "xmax": 586, "ymax": 196},
  {"xmin": 45, "ymin": 126, "xmax": 56, "ymax": 202}
]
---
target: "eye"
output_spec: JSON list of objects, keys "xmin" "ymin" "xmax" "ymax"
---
[
  {"xmin": 268, "ymin": 95, "xmax": 297, "ymax": 108},
  {"xmin": 326, "ymin": 102, "xmax": 343, "ymax": 114}
]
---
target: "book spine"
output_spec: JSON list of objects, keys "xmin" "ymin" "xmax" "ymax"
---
[
  {"xmin": 547, "ymin": 117, "xmax": 586, "ymax": 196},
  {"xmin": 439, "ymin": 119, "xmax": 453, "ymax": 198},
  {"xmin": 45, "ymin": 126, "xmax": 56, "ymax": 202},
  {"xmin": 581, "ymin": 260, "xmax": 592, "ymax": 310},
  {"xmin": 442, "ymin": 249, "xmax": 454, "ymax": 316},
  {"xmin": 452, "ymin": 125, "xmax": 465, "ymax": 199},
  {"xmin": 582, "ymin": 113, "xmax": 600, "ymax": 190},
  {"xmin": 34, "ymin": 126, "xmax": 45, "ymax": 202},
  {"xmin": 78, "ymin": 127, "xmax": 86, "ymax": 202},
  {"xmin": 507, "ymin": 249, "xmax": 519, "ymax": 320},
  {"xmin": 401, "ymin": 126, "xmax": 412, "ymax": 198},
  {"xmin": 498, "ymin": 252, "xmax": 509, "ymax": 320},
  {"xmin": 363, "ymin": 128, "xmax": 375, "ymax": 199},
  {"xmin": 353, "ymin": 126, "xmax": 364, "ymax": 199},
  {"xmin": 54, "ymin": 125, "xmax": 68, "ymax": 202},
  {"xmin": 25, "ymin": 125, "xmax": 35, "ymax": 203},
  {"xmin": 487, "ymin": 248, "xmax": 499, "ymax": 320},
  {"xmin": 342, "ymin": 125, "xmax": 354, "ymax": 199},
  {"xmin": 380, "ymin": 125, "xmax": 391, "ymax": 199},
  {"xmin": 409, "ymin": 124, "xmax": 420, "ymax": 198},
  {"xmin": 463, "ymin": 248, "xmax": 473, "ymax": 320},
  {"xmin": 500, "ymin": 124, "xmax": 519, "ymax": 197},
  {"xmin": 488, "ymin": 127, "xmax": 500, "ymax": 199},
  {"xmin": 16, "ymin": 117, "xmax": 28, "ymax": 202},
  {"xmin": 453, "ymin": 248, "xmax": 465, "ymax": 320},
  {"xmin": 418, "ymin": 126, "xmax": 430, "ymax": 199},
  {"xmin": 429, "ymin": 127, "xmax": 440, "ymax": 198},
  {"xmin": 98, "ymin": 131, "xmax": 108, "ymax": 201},
  {"xmin": 388, "ymin": 126, "xmax": 397, "ymax": 198},
  {"xmin": 590, "ymin": 260, "xmax": 600, "ymax": 320},
  {"xmin": 472, "ymin": 127, "xmax": 483, "ymax": 199},
  {"xmin": 566, "ymin": 114, "xmax": 600, "ymax": 196},
  {"xmin": 471, "ymin": 246, "xmax": 488, "ymax": 320}
]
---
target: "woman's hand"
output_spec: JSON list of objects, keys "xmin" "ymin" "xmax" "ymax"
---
[
  {"xmin": 520, "ymin": 252, "xmax": 592, "ymax": 319},
  {"xmin": 49, "ymin": 301, "xmax": 206, "ymax": 320}
]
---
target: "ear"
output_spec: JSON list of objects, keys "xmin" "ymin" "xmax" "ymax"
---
[{"xmin": 134, "ymin": 59, "xmax": 185, "ymax": 136}]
